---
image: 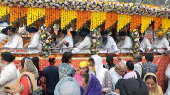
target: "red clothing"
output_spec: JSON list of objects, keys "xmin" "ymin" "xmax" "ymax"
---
[{"xmin": 20, "ymin": 76, "xmax": 29, "ymax": 95}]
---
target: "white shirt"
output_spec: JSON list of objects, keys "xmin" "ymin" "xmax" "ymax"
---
[
  {"xmin": 109, "ymin": 68, "xmax": 122, "ymax": 90},
  {"xmin": 117, "ymin": 36, "xmax": 133, "ymax": 53},
  {"xmin": 0, "ymin": 34, "xmax": 7, "ymax": 43},
  {"xmin": 28, "ymin": 32, "xmax": 41, "ymax": 53},
  {"xmin": 4, "ymin": 34, "xmax": 23, "ymax": 48},
  {"xmin": 165, "ymin": 63, "xmax": 170, "ymax": 95},
  {"xmin": 99, "ymin": 36, "xmax": 118, "ymax": 53},
  {"xmin": 0, "ymin": 62, "xmax": 17, "ymax": 87},
  {"xmin": 152, "ymin": 38, "xmax": 169, "ymax": 53},
  {"xmin": 134, "ymin": 62, "xmax": 142, "ymax": 77},
  {"xmin": 72, "ymin": 36, "xmax": 91, "ymax": 53},
  {"xmin": 139, "ymin": 38, "xmax": 151, "ymax": 52},
  {"xmin": 56, "ymin": 35, "xmax": 73, "ymax": 53}
]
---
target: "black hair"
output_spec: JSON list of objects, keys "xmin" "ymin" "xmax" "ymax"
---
[
  {"xmin": 145, "ymin": 53, "xmax": 154, "ymax": 62},
  {"xmin": 62, "ymin": 52, "xmax": 72, "ymax": 63},
  {"xmin": 145, "ymin": 75, "xmax": 157, "ymax": 83},
  {"xmin": 21, "ymin": 58, "xmax": 25, "ymax": 68},
  {"xmin": 115, "ymin": 79, "xmax": 124, "ymax": 89},
  {"xmin": 88, "ymin": 57, "xmax": 95, "ymax": 64},
  {"xmin": 32, "ymin": 57, "xmax": 39, "ymax": 71},
  {"xmin": 106, "ymin": 54, "xmax": 115, "ymax": 69},
  {"xmin": 126, "ymin": 60, "xmax": 134, "ymax": 70},
  {"xmin": 48, "ymin": 58, "xmax": 55, "ymax": 65},
  {"xmin": 83, "ymin": 74, "xmax": 89, "ymax": 84}
]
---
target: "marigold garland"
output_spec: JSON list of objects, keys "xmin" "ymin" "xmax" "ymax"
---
[
  {"xmin": 141, "ymin": 16, "xmax": 153, "ymax": 33},
  {"xmin": 130, "ymin": 15, "xmax": 141, "ymax": 32},
  {"xmin": 0, "ymin": 5, "xmax": 9, "ymax": 19},
  {"xmin": 117, "ymin": 14, "xmax": 131, "ymax": 32},
  {"xmin": 153, "ymin": 17, "xmax": 162, "ymax": 31},
  {"xmin": 10, "ymin": 7, "xmax": 27, "ymax": 26},
  {"xmin": 90, "ymin": 12, "xmax": 106, "ymax": 31},
  {"xmin": 45, "ymin": 9, "xmax": 61, "ymax": 28},
  {"xmin": 61, "ymin": 10, "xmax": 77, "ymax": 29},
  {"xmin": 162, "ymin": 17, "xmax": 170, "ymax": 33},
  {"xmin": 27, "ymin": 7, "xmax": 45, "ymax": 26},
  {"xmin": 105, "ymin": 12, "xmax": 118, "ymax": 30},
  {"xmin": 76, "ymin": 11, "xmax": 91, "ymax": 31}
]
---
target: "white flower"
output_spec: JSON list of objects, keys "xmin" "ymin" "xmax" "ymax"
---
[
  {"xmin": 134, "ymin": 38, "xmax": 139, "ymax": 42},
  {"xmin": 92, "ymin": 39, "xmax": 96, "ymax": 43}
]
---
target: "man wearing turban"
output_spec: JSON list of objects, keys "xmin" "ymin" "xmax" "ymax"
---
[
  {"xmin": 53, "ymin": 28, "xmax": 73, "ymax": 53},
  {"xmin": 117, "ymin": 31, "xmax": 133, "ymax": 53},
  {"xmin": 24, "ymin": 27, "xmax": 41, "ymax": 53},
  {"xmin": 0, "ymin": 26, "xmax": 23, "ymax": 49},
  {"xmin": 152, "ymin": 31, "xmax": 169, "ymax": 53},
  {"xmin": 0, "ymin": 52, "xmax": 17, "ymax": 95},
  {"xmin": 72, "ymin": 28, "xmax": 91, "ymax": 53},
  {"xmin": 99, "ymin": 30, "xmax": 119, "ymax": 55}
]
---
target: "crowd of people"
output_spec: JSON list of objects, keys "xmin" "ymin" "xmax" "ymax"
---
[
  {"xmin": 0, "ymin": 26, "xmax": 169, "ymax": 54},
  {"xmin": 0, "ymin": 51, "xmax": 169, "ymax": 95}
]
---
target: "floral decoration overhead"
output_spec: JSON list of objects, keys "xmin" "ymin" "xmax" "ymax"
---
[{"xmin": 0, "ymin": 0, "xmax": 170, "ymax": 17}]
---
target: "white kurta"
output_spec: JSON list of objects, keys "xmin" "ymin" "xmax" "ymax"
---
[
  {"xmin": 134, "ymin": 62, "xmax": 142, "ymax": 77},
  {"xmin": 0, "ymin": 34, "xmax": 7, "ymax": 43},
  {"xmin": 99, "ymin": 36, "xmax": 118, "ymax": 53},
  {"xmin": 0, "ymin": 62, "xmax": 17, "ymax": 94},
  {"xmin": 4, "ymin": 34, "xmax": 23, "ymax": 48},
  {"xmin": 56, "ymin": 35, "xmax": 73, "ymax": 53},
  {"xmin": 109, "ymin": 68, "xmax": 122, "ymax": 90},
  {"xmin": 165, "ymin": 63, "xmax": 170, "ymax": 95},
  {"xmin": 72, "ymin": 36, "xmax": 91, "ymax": 53},
  {"xmin": 139, "ymin": 38, "xmax": 151, "ymax": 52},
  {"xmin": 28, "ymin": 32, "xmax": 41, "ymax": 53},
  {"xmin": 117, "ymin": 36, "xmax": 133, "ymax": 53},
  {"xmin": 152, "ymin": 38, "xmax": 169, "ymax": 53}
]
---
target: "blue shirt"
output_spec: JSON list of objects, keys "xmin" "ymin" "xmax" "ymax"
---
[{"xmin": 42, "ymin": 65, "xmax": 59, "ymax": 92}]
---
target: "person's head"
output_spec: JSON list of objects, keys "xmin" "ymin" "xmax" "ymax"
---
[
  {"xmin": 133, "ymin": 54, "xmax": 142, "ymax": 63},
  {"xmin": 119, "ymin": 31, "xmax": 127, "ymax": 40},
  {"xmin": 54, "ymin": 76, "xmax": 81, "ymax": 95},
  {"xmin": 79, "ymin": 28, "xmax": 89, "ymax": 40},
  {"xmin": 26, "ymin": 27, "xmax": 38, "ymax": 36},
  {"xmin": 126, "ymin": 60, "xmax": 134, "ymax": 71},
  {"xmin": 48, "ymin": 55, "xmax": 56, "ymax": 65},
  {"xmin": 115, "ymin": 79, "xmax": 124, "ymax": 93},
  {"xmin": 6, "ymin": 26, "xmax": 16, "ymax": 35},
  {"xmin": 70, "ymin": 31, "xmax": 77, "ymax": 37},
  {"xmin": 145, "ymin": 53, "xmax": 154, "ymax": 62},
  {"xmin": 79, "ymin": 61, "xmax": 89, "ymax": 76},
  {"xmin": 144, "ymin": 73, "xmax": 157, "ymax": 91},
  {"xmin": 156, "ymin": 31, "xmax": 164, "ymax": 40},
  {"xmin": 88, "ymin": 57, "xmax": 95, "ymax": 71},
  {"xmin": 31, "ymin": 57, "xmax": 39, "ymax": 71},
  {"xmin": 82, "ymin": 74, "xmax": 89, "ymax": 90},
  {"xmin": 101, "ymin": 30, "xmax": 108, "ymax": 46},
  {"xmin": 58, "ymin": 28, "xmax": 67, "ymax": 37},
  {"xmin": 1, "ymin": 52, "xmax": 15, "ymax": 65},
  {"xmin": 18, "ymin": 58, "xmax": 39, "ymax": 79},
  {"xmin": 115, "ymin": 61, "xmax": 127, "ymax": 76},
  {"xmin": 1, "ymin": 28, "xmax": 7, "ymax": 35},
  {"xmin": 62, "ymin": 52, "xmax": 72, "ymax": 63},
  {"xmin": 106, "ymin": 54, "xmax": 115, "ymax": 68},
  {"xmin": 111, "ymin": 28, "xmax": 117, "ymax": 36},
  {"xmin": 120, "ymin": 78, "xmax": 149, "ymax": 95}
]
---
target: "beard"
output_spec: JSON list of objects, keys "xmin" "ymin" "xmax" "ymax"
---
[
  {"xmin": 120, "ymin": 38, "xmax": 125, "ymax": 41},
  {"xmin": 102, "ymin": 37, "xmax": 108, "ymax": 46},
  {"xmin": 139, "ymin": 37, "xmax": 144, "ymax": 42},
  {"xmin": 158, "ymin": 37, "xmax": 163, "ymax": 41}
]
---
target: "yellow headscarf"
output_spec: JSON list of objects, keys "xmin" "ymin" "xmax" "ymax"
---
[
  {"xmin": 156, "ymin": 31, "xmax": 164, "ymax": 36},
  {"xmin": 79, "ymin": 61, "xmax": 89, "ymax": 67},
  {"xmin": 143, "ymin": 73, "xmax": 163, "ymax": 95}
]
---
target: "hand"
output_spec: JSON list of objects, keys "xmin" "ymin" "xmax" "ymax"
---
[
  {"xmin": 117, "ymin": 46, "xmax": 121, "ymax": 49},
  {"xmin": 4, "ymin": 87, "xmax": 12, "ymax": 94},
  {"xmin": 63, "ymin": 41, "xmax": 67, "ymax": 45},
  {"xmin": 24, "ymin": 43, "xmax": 29, "ymax": 48},
  {"xmin": 1, "ymin": 41, "xmax": 6, "ymax": 45},
  {"xmin": 38, "ymin": 30, "xmax": 42, "ymax": 33},
  {"xmin": 115, "ymin": 51, "xmax": 119, "ymax": 56},
  {"xmin": 16, "ymin": 84, "xmax": 24, "ymax": 94},
  {"xmin": 145, "ymin": 48, "xmax": 150, "ymax": 52}
]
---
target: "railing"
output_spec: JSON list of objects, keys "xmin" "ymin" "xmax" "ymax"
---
[{"xmin": 0, "ymin": 48, "xmax": 169, "ymax": 54}]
